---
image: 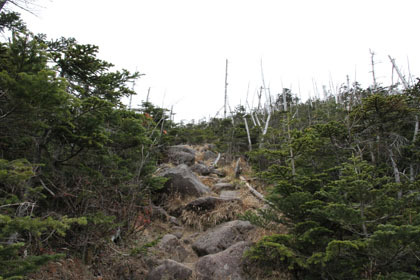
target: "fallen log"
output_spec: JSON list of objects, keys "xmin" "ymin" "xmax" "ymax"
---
[{"xmin": 239, "ymin": 176, "xmax": 272, "ymax": 206}]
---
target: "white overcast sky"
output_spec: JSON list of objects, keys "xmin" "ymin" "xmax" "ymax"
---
[{"xmin": 19, "ymin": 0, "xmax": 420, "ymax": 122}]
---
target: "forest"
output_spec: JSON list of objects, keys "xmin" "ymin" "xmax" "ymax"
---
[{"xmin": 1, "ymin": 3, "xmax": 420, "ymax": 280}]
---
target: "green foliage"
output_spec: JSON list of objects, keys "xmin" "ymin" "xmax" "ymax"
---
[
  {"xmin": 0, "ymin": 13, "xmax": 170, "ymax": 278},
  {"xmin": 0, "ymin": 11, "xmax": 26, "ymax": 32},
  {"xmin": 0, "ymin": 159, "xmax": 86, "ymax": 279},
  {"xmin": 130, "ymin": 236, "xmax": 161, "ymax": 256},
  {"xmin": 245, "ymin": 84, "xmax": 420, "ymax": 279}
]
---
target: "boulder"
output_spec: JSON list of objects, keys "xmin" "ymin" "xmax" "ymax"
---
[
  {"xmin": 151, "ymin": 205, "xmax": 170, "ymax": 221},
  {"xmin": 195, "ymin": 241, "xmax": 251, "ymax": 280},
  {"xmin": 169, "ymin": 216, "xmax": 180, "ymax": 226},
  {"xmin": 192, "ymin": 220, "xmax": 255, "ymax": 256},
  {"xmin": 213, "ymin": 182, "xmax": 236, "ymax": 192},
  {"xmin": 191, "ymin": 163, "xmax": 211, "ymax": 175},
  {"xmin": 159, "ymin": 164, "xmax": 210, "ymax": 197},
  {"xmin": 184, "ymin": 196, "xmax": 241, "ymax": 214},
  {"xmin": 167, "ymin": 145, "xmax": 195, "ymax": 166},
  {"xmin": 151, "ymin": 205, "xmax": 180, "ymax": 225},
  {"xmin": 158, "ymin": 234, "xmax": 188, "ymax": 262},
  {"xmin": 147, "ymin": 259, "xmax": 192, "ymax": 280},
  {"xmin": 203, "ymin": 150, "xmax": 217, "ymax": 161}
]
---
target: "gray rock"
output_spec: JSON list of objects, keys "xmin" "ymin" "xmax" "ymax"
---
[
  {"xmin": 172, "ymin": 231, "xmax": 184, "ymax": 239},
  {"xmin": 213, "ymin": 182, "xmax": 236, "ymax": 192},
  {"xmin": 158, "ymin": 234, "xmax": 188, "ymax": 262},
  {"xmin": 147, "ymin": 259, "xmax": 192, "ymax": 280},
  {"xmin": 184, "ymin": 196, "xmax": 240, "ymax": 214},
  {"xmin": 167, "ymin": 145, "xmax": 196, "ymax": 166},
  {"xmin": 195, "ymin": 241, "xmax": 251, "ymax": 280},
  {"xmin": 169, "ymin": 216, "xmax": 180, "ymax": 226},
  {"xmin": 203, "ymin": 150, "xmax": 217, "ymax": 160},
  {"xmin": 192, "ymin": 220, "xmax": 255, "ymax": 256},
  {"xmin": 169, "ymin": 145, "xmax": 196, "ymax": 155},
  {"xmin": 171, "ymin": 226, "xmax": 184, "ymax": 232},
  {"xmin": 151, "ymin": 205, "xmax": 181, "ymax": 225},
  {"xmin": 191, "ymin": 163, "xmax": 211, "ymax": 175},
  {"xmin": 151, "ymin": 205, "xmax": 170, "ymax": 221},
  {"xmin": 220, "ymin": 190, "xmax": 240, "ymax": 199},
  {"xmin": 159, "ymin": 164, "xmax": 210, "ymax": 197}
]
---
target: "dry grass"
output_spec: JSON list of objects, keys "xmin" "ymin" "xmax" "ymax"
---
[
  {"xmin": 198, "ymin": 176, "xmax": 218, "ymax": 187},
  {"xmin": 237, "ymin": 182, "xmax": 262, "ymax": 208},
  {"xmin": 194, "ymin": 149, "xmax": 206, "ymax": 163},
  {"xmin": 163, "ymin": 193, "xmax": 198, "ymax": 215},
  {"xmin": 180, "ymin": 200, "xmax": 244, "ymax": 231},
  {"xmin": 192, "ymin": 144, "xmax": 214, "ymax": 163},
  {"xmin": 28, "ymin": 258, "xmax": 96, "ymax": 280}
]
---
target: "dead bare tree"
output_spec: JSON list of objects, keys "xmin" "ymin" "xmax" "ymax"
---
[
  {"xmin": 389, "ymin": 55, "xmax": 418, "ymax": 182},
  {"xmin": 257, "ymin": 60, "xmax": 272, "ymax": 148},
  {"xmin": 0, "ymin": 0, "xmax": 38, "ymax": 14},
  {"xmin": 370, "ymin": 49, "xmax": 378, "ymax": 90},
  {"xmin": 224, "ymin": 59, "xmax": 228, "ymax": 119},
  {"xmin": 0, "ymin": 0, "xmax": 6, "ymax": 11},
  {"xmin": 243, "ymin": 116, "xmax": 252, "ymax": 151},
  {"xmin": 388, "ymin": 55, "xmax": 409, "ymax": 89}
]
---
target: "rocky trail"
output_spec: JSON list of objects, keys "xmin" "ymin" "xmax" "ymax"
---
[
  {"xmin": 29, "ymin": 144, "xmax": 279, "ymax": 280},
  {"xmin": 141, "ymin": 144, "xmax": 268, "ymax": 280}
]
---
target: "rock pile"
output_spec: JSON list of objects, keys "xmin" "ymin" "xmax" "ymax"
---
[{"xmin": 144, "ymin": 145, "xmax": 258, "ymax": 280}]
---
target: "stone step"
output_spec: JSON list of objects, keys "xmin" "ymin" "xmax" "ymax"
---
[
  {"xmin": 213, "ymin": 182, "xmax": 236, "ymax": 192},
  {"xmin": 220, "ymin": 190, "xmax": 240, "ymax": 199}
]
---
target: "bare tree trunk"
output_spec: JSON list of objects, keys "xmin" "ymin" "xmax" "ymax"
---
[
  {"xmin": 239, "ymin": 176, "xmax": 271, "ymax": 205},
  {"xmin": 212, "ymin": 153, "xmax": 221, "ymax": 168},
  {"xmin": 370, "ymin": 49, "xmax": 378, "ymax": 90},
  {"xmin": 389, "ymin": 148, "xmax": 402, "ymax": 199},
  {"xmin": 0, "ymin": 0, "xmax": 36, "ymax": 14},
  {"xmin": 258, "ymin": 112, "xmax": 271, "ymax": 149},
  {"xmin": 257, "ymin": 87, "xmax": 262, "ymax": 111},
  {"xmin": 388, "ymin": 55, "xmax": 409, "ymax": 90},
  {"xmin": 243, "ymin": 117, "xmax": 252, "ymax": 151},
  {"xmin": 249, "ymin": 110, "xmax": 256, "ymax": 126},
  {"xmin": 228, "ymin": 104, "xmax": 235, "ymax": 125},
  {"xmin": 388, "ymin": 56, "xmax": 416, "ymax": 183},
  {"xmin": 288, "ymin": 118, "xmax": 296, "ymax": 176},
  {"xmin": 234, "ymin": 158, "xmax": 241, "ymax": 179},
  {"xmin": 360, "ymin": 201, "xmax": 368, "ymax": 237},
  {"xmin": 282, "ymin": 88, "xmax": 288, "ymax": 112},
  {"xmin": 254, "ymin": 111, "xmax": 262, "ymax": 127},
  {"xmin": 0, "ymin": 0, "xmax": 7, "ymax": 12},
  {"xmin": 410, "ymin": 115, "xmax": 419, "ymax": 182},
  {"xmin": 224, "ymin": 59, "xmax": 228, "ymax": 118},
  {"xmin": 260, "ymin": 59, "xmax": 269, "ymax": 106},
  {"xmin": 369, "ymin": 142, "xmax": 376, "ymax": 165},
  {"xmin": 146, "ymin": 87, "xmax": 151, "ymax": 103}
]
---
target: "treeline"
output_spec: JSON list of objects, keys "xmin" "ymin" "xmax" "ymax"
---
[{"xmin": 0, "ymin": 11, "xmax": 177, "ymax": 278}]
